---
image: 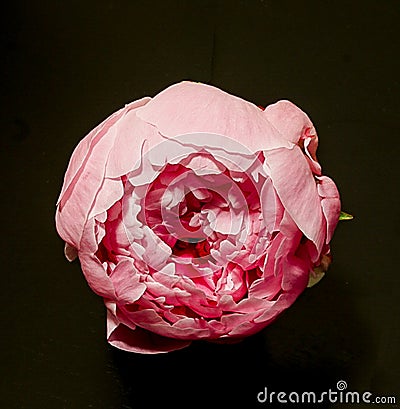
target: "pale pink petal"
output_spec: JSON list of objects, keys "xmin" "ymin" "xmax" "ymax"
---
[
  {"xmin": 56, "ymin": 98, "xmax": 149, "ymax": 250},
  {"xmin": 78, "ymin": 252, "xmax": 115, "ymax": 299},
  {"xmin": 218, "ymin": 294, "xmax": 266, "ymax": 313},
  {"xmin": 102, "ymin": 217, "xmax": 132, "ymax": 252},
  {"xmin": 105, "ymin": 101, "xmax": 170, "ymax": 179},
  {"xmin": 167, "ymin": 132, "xmax": 263, "ymax": 174},
  {"xmin": 136, "ymin": 81, "xmax": 292, "ymax": 153},
  {"xmin": 321, "ymin": 197, "xmax": 340, "ymax": 244},
  {"xmin": 56, "ymin": 127, "xmax": 117, "ymax": 250},
  {"xmin": 265, "ymin": 146, "xmax": 325, "ymax": 255},
  {"xmin": 260, "ymin": 177, "xmax": 284, "ymax": 233},
  {"xmin": 140, "ymin": 226, "xmax": 171, "ymax": 270},
  {"xmin": 303, "ymin": 132, "xmax": 321, "ymax": 175},
  {"xmin": 264, "ymin": 99, "xmax": 321, "ymax": 175},
  {"xmin": 263, "ymin": 99, "xmax": 314, "ymax": 144},
  {"xmin": 248, "ymin": 275, "xmax": 282, "ymax": 300},
  {"xmin": 183, "ymin": 153, "xmax": 225, "ymax": 175},
  {"xmin": 77, "ymin": 219, "xmax": 116, "ymax": 298},
  {"xmin": 110, "ymin": 259, "xmax": 146, "ymax": 304},
  {"xmin": 317, "ymin": 175, "xmax": 341, "ymax": 243},
  {"xmin": 207, "ymin": 208, "xmax": 235, "ymax": 235},
  {"xmin": 56, "ymin": 104, "xmax": 128, "ymax": 206},
  {"xmin": 106, "ymin": 302, "xmax": 120, "ymax": 339},
  {"xmin": 88, "ymin": 177, "xmax": 124, "ymax": 220},
  {"xmin": 215, "ymin": 264, "xmax": 247, "ymax": 301}
]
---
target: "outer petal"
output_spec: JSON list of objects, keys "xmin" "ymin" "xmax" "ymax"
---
[
  {"xmin": 263, "ymin": 100, "xmax": 314, "ymax": 144},
  {"xmin": 265, "ymin": 146, "xmax": 325, "ymax": 257},
  {"xmin": 88, "ymin": 177, "xmax": 124, "ymax": 220},
  {"xmin": 263, "ymin": 100, "xmax": 321, "ymax": 175},
  {"xmin": 135, "ymin": 81, "xmax": 292, "ymax": 152},
  {"xmin": 105, "ymin": 102, "xmax": 165, "ymax": 179},
  {"xmin": 56, "ymin": 104, "xmax": 128, "ymax": 206},
  {"xmin": 260, "ymin": 177, "xmax": 284, "ymax": 233},
  {"xmin": 108, "ymin": 323, "xmax": 191, "ymax": 354},
  {"xmin": 119, "ymin": 308, "xmax": 212, "ymax": 340},
  {"xmin": 317, "ymin": 175, "xmax": 341, "ymax": 244},
  {"xmin": 55, "ymin": 97, "xmax": 150, "ymax": 250}
]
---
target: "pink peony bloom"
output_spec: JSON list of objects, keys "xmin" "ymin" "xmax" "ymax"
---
[{"xmin": 56, "ymin": 81, "xmax": 341, "ymax": 353}]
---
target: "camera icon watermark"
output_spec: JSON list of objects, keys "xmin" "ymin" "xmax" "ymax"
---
[{"xmin": 257, "ymin": 380, "xmax": 396, "ymax": 405}]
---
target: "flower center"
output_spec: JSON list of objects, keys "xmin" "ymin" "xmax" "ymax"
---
[
  {"xmin": 172, "ymin": 237, "xmax": 211, "ymax": 258},
  {"xmin": 141, "ymin": 160, "xmax": 263, "ymax": 269}
]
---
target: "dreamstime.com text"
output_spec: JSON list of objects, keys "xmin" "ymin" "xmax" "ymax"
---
[{"xmin": 257, "ymin": 381, "xmax": 396, "ymax": 405}]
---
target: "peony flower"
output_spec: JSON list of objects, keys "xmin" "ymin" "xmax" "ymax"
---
[{"xmin": 56, "ymin": 81, "xmax": 341, "ymax": 353}]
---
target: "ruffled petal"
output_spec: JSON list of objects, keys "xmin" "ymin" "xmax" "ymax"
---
[
  {"xmin": 110, "ymin": 259, "xmax": 146, "ymax": 304},
  {"xmin": 78, "ymin": 218, "xmax": 116, "ymax": 298},
  {"xmin": 78, "ymin": 252, "xmax": 115, "ymax": 299},
  {"xmin": 56, "ymin": 98, "xmax": 149, "ymax": 250}
]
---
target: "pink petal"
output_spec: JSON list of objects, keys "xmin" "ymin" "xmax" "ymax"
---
[
  {"xmin": 253, "ymin": 293, "xmax": 296, "ymax": 325},
  {"xmin": 219, "ymin": 294, "xmax": 267, "ymax": 313},
  {"xmin": 260, "ymin": 177, "xmax": 284, "ymax": 233},
  {"xmin": 120, "ymin": 307, "xmax": 212, "ymax": 339},
  {"xmin": 136, "ymin": 81, "xmax": 292, "ymax": 153},
  {"xmin": 263, "ymin": 100, "xmax": 321, "ymax": 175},
  {"xmin": 183, "ymin": 153, "xmax": 225, "ymax": 175},
  {"xmin": 110, "ymin": 259, "xmax": 146, "ymax": 304},
  {"xmin": 317, "ymin": 176, "xmax": 341, "ymax": 243},
  {"xmin": 207, "ymin": 208, "xmax": 235, "ymax": 235},
  {"xmin": 77, "ymin": 219, "xmax": 116, "ymax": 298},
  {"xmin": 106, "ymin": 302, "xmax": 120, "ymax": 339},
  {"xmin": 215, "ymin": 264, "xmax": 247, "ymax": 301},
  {"xmin": 248, "ymin": 275, "xmax": 283, "ymax": 300},
  {"xmin": 317, "ymin": 175, "xmax": 341, "ymax": 198},
  {"xmin": 55, "ymin": 98, "xmax": 149, "ymax": 250},
  {"xmin": 221, "ymin": 309, "xmax": 268, "ymax": 336},
  {"xmin": 88, "ymin": 177, "xmax": 124, "ymax": 220},
  {"xmin": 102, "ymin": 216, "xmax": 131, "ymax": 252},
  {"xmin": 108, "ymin": 323, "xmax": 191, "ymax": 354},
  {"xmin": 263, "ymin": 100, "xmax": 313, "ymax": 144},
  {"xmin": 56, "ymin": 104, "xmax": 129, "ymax": 206},
  {"xmin": 105, "ymin": 101, "xmax": 169, "ymax": 179},
  {"xmin": 265, "ymin": 146, "xmax": 325, "ymax": 256},
  {"xmin": 78, "ymin": 252, "xmax": 115, "ymax": 299},
  {"xmin": 280, "ymin": 254, "xmax": 310, "ymax": 292}
]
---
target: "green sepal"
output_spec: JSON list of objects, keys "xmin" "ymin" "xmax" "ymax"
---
[{"xmin": 339, "ymin": 211, "xmax": 353, "ymax": 221}]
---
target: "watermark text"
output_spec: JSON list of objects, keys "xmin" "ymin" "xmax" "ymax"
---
[{"xmin": 257, "ymin": 381, "xmax": 396, "ymax": 405}]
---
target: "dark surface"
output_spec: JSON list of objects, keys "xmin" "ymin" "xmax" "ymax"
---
[{"xmin": 1, "ymin": 1, "xmax": 399, "ymax": 408}]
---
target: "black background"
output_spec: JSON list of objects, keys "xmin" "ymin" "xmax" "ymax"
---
[{"xmin": 1, "ymin": 1, "xmax": 399, "ymax": 408}]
